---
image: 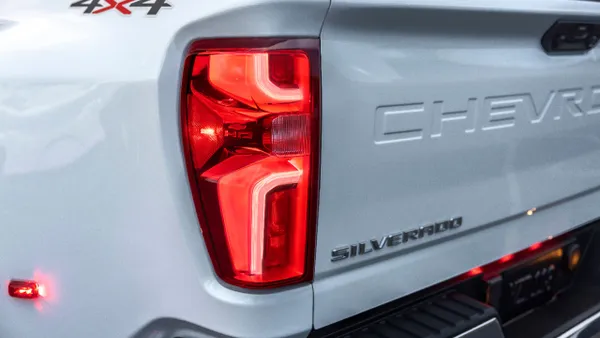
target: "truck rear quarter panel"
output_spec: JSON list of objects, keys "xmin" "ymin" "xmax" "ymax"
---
[{"xmin": 0, "ymin": 1, "xmax": 328, "ymax": 337}]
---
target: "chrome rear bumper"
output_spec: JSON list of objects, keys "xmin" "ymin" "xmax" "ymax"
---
[
  {"xmin": 557, "ymin": 309, "xmax": 600, "ymax": 338},
  {"xmin": 453, "ymin": 307, "xmax": 600, "ymax": 338}
]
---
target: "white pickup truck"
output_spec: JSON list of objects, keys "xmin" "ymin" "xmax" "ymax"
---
[{"xmin": 2, "ymin": 0, "xmax": 600, "ymax": 337}]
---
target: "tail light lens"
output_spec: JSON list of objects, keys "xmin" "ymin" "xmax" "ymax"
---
[{"xmin": 181, "ymin": 39, "xmax": 320, "ymax": 288}]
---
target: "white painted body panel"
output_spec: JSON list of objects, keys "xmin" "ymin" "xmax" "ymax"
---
[
  {"xmin": 0, "ymin": 1, "xmax": 327, "ymax": 337},
  {"xmin": 2, "ymin": 0, "xmax": 600, "ymax": 337},
  {"xmin": 315, "ymin": 0, "xmax": 600, "ymax": 329}
]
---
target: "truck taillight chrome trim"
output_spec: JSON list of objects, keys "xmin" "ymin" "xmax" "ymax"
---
[{"xmin": 181, "ymin": 39, "xmax": 320, "ymax": 289}]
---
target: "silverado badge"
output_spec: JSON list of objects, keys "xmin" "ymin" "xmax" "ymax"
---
[{"xmin": 331, "ymin": 217, "xmax": 463, "ymax": 262}]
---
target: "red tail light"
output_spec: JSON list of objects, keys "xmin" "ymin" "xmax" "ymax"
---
[{"xmin": 181, "ymin": 39, "xmax": 320, "ymax": 288}]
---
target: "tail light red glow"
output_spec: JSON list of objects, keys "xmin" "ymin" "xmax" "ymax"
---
[
  {"xmin": 529, "ymin": 242, "xmax": 542, "ymax": 251},
  {"xmin": 181, "ymin": 39, "xmax": 320, "ymax": 288},
  {"xmin": 499, "ymin": 254, "xmax": 514, "ymax": 263},
  {"xmin": 467, "ymin": 267, "xmax": 483, "ymax": 276},
  {"xmin": 8, "ymin": 280, "xmax": 40, "ymax": 299},
  {"xmin": 463, "ymin": 237, "xmax": 554, "ymax": 279}
]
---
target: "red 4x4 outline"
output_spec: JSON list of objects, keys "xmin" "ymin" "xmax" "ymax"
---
[
  {"xmin": 70, "ymin": 0, "xmax": 172, "ymax": 15},
  {"xmin": 93, "ymin": 0, "xmax": 134, "ymax": 14}
]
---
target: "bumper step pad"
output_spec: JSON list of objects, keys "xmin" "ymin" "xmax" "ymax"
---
[{"xmin": 340, "ymin": 292, "xmax": 501, "ymax": 338}]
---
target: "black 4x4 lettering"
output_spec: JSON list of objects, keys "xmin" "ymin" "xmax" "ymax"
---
[
  {"xmin": 70, "ymin": 0, "xmax": 172, "ymax": 15},
  {"xmin": 70, "ymin": 0, "xmax": 103, "ymax": 14},
  {"xmin": 129, "ymin": 0, "xmax": 172, "ymax": 15}
]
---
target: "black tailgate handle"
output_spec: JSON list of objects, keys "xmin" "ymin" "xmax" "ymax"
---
[{"xmin": 542, "ymin": 21, "xmax": 600, "ymax": 55}]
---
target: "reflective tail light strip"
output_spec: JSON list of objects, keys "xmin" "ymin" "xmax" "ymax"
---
[{"xmin": 181, "ymin": 39, "xmax": 320, "ymax": 289}]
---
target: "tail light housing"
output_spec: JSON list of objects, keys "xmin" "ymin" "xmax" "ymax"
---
[{"xmin": 181, "ymin": 39, "xmax": 320, "ymax": 288}]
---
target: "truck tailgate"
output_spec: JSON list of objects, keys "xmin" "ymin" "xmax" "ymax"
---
[{"xmin": 314, "ymin": 0, "xmax": 600, "ymax": 328}]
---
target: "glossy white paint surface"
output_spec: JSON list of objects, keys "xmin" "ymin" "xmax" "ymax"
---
[
  {"xmin": 0, "ymin": 1, "xmax": 328, "ymax": 337},
  {"xmin": 3, "ymin": 0, "xmax": 600, "ymax": 336},
  {"xmin": 315, "ymin": 0, "xmax": 600, "ymax": 329}
]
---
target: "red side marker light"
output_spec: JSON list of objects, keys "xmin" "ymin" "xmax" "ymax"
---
[{"xmin": 8, "ymin": 280, "xmax": 40, "ymax": 299}]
